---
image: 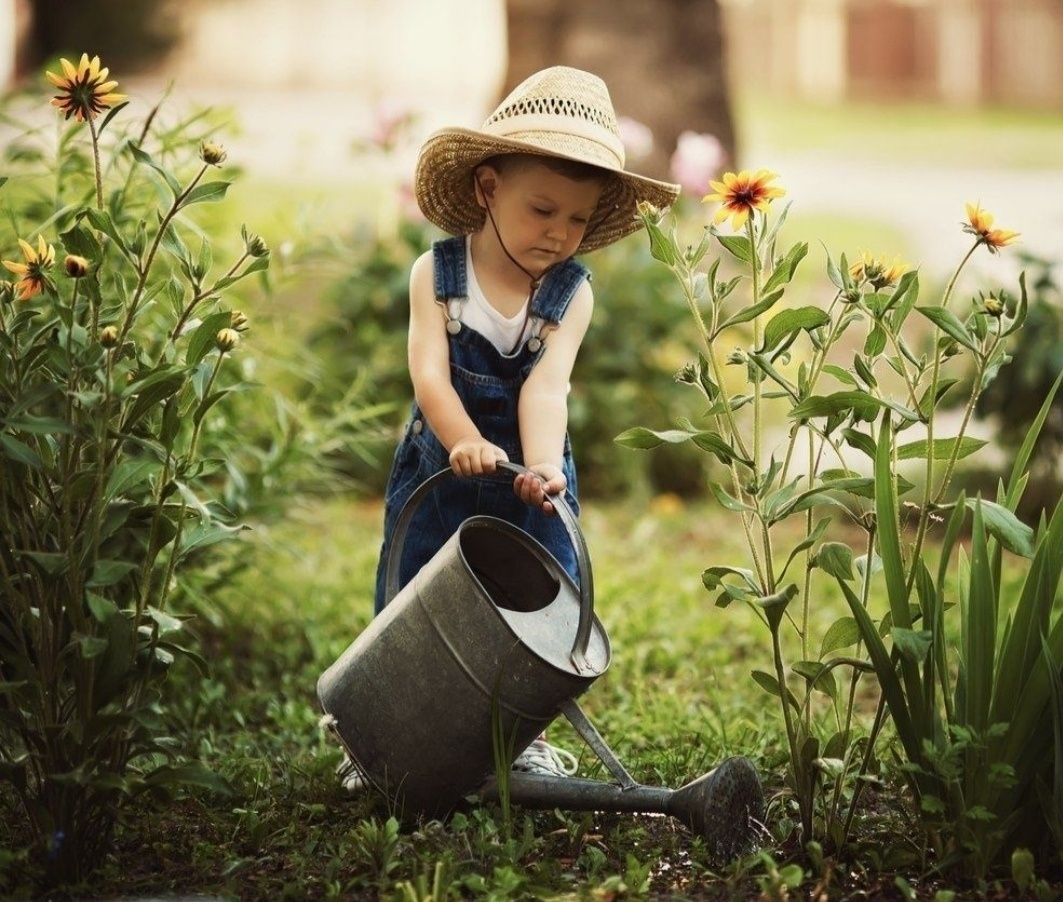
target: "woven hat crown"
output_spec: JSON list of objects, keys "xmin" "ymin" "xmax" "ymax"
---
[{"xmin": 480, "ymin": 67, "xmax": 626, "ymax": 170}]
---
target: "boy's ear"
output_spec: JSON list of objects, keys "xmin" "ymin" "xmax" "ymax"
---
[{"xmin": 473, "ymin": 165, "xmax": 499, "ymax": 208}]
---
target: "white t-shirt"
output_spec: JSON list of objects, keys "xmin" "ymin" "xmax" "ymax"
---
[{"xmin": 461, "ymin": 236, "xmax": 535, "ymax": 355}]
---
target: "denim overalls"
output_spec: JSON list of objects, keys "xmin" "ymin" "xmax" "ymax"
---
[{"xmin": 372, "ymin": 236, "xmax": 590, "ymax": 614}]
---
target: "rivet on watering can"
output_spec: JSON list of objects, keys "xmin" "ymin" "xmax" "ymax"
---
[{"xmin": 412, "ymin": 419, "xmax": 423, "ymax": 434}]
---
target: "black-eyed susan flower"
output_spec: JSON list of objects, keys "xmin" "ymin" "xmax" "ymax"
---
[
  {"xmin": 703, "ymin": 169, "xmax": 785, "ymax": 231},
  {"xmin": 849, "ymin": 252, "xmax": 907, "ymax": 290},
  {"xmin": 964, "ymin": 202, "xmax": 1019, "ymax": 252},
  {"xmin": 3, "ymin": 236, "xmax": 55, "ymax": 301},
  {"xmin": 46, "ymin": 54, "xmax": 126, "ymax": 123}
]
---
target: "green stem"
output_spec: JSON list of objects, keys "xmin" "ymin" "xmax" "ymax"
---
[
  {"xmin": 88, "ymin": 116, "xmax": 104, "ymax": 210},
  {"xmin": 117, "ymin": 164, "xmax": 208, "ymax": 345},
  {"xmin": 168, "ymin": 252, "xmax": 249, "ymax": 345},
  {"xmin": 905, "ymin": 242, "xmax": 979, "ymax": 594}
]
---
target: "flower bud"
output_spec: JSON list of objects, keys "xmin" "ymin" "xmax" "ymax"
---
[
  {"xmin": 636, "ymin": 200, "xmax": 663, "ymax": 225},
  {"xmin": 215, "ymin": 327, "xmax": 239, "ymax": 352},
  {"xmin": 99, "ymin": 325, "xmax": 119, "ymax": 347},
  {"xmin": 941, "ymin": 340, "xmax": 961, "ymax": 359},
  {"xmin": 0, "ymin": 282, "xmax": 12, "ymax": 305},
  {"xmin": 841, "ymin": 288, "xmax": 862, "ymax": 305},
  {"xmin": 726, "ymin": 348, "xmax": 747, "ymax": 365},
  {"xmin": 200, "ymin": 140, "xmax": 228, "ymax": 166},
  {"xmin": 244, "ymin": 231, "xmax": 269, "ymax": 258},
  {"xmin": 64, "ymin": 255, "xmax": 90, "ymax": 278},
  {"xmin": 982, "ymin": 296, "xmax": 1004, "ymax": 317},
  {"xmin": 230, "ymin": 310, "xmax": 249, "ymax": 332}
]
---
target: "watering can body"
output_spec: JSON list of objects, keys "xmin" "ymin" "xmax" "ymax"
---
[{"xmin": 317, "ymin": 463, "xmax": 610, "ymax": 819}]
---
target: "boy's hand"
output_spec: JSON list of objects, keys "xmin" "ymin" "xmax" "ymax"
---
[
  {"xmin": 449, "ymin": 436, "xmax": 508, "ymax": 477},
  {"xmin": 514, "ymin": 464, "xmax": 566, "ymax": 516}
]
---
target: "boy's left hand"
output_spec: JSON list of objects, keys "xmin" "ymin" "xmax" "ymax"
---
[{"xmin": 514, "ymin": 464, "xmax": 566, "ymax": 516}]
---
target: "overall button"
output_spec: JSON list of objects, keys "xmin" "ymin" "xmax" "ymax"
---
[{"xmin": 411, "ymin": 419, "xmax": 423, "ymax": 434}]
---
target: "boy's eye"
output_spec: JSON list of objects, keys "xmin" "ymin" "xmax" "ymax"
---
[
  {"xmin": 572, "ymin": 218, "xmax": 588, "ymax": 225},
  {"xmin": 532, "ymin": 207, "xmax": 552, "ymax": 216}
]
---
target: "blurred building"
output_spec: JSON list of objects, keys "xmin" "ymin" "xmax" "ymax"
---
[{"xmin": 723, "ymin": 0, "xmax": 1063, "ymax": 107}]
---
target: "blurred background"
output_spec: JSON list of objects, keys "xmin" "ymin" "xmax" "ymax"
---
[{"xmin": 2, "ymin": 0, "xmax": 1062, "ymax": 505}]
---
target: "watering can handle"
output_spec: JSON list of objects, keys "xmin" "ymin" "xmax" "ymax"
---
[{"xmin": 384, "ymin": 461, "xmax": 596, "ymax": 674}]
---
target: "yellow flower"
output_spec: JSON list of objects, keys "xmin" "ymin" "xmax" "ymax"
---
[
  {"xmin": 849, "ymin": 252, "xmax": 907, "ymax": 290},
  {"xmin": 964, "ymin": 202, "xmax": 1019, "ymax": 252},
  {"xmin": 703, "ymin": 169, "xmax": 785, "ymax": 231},
  {"xmin": 45, "ymin": 53, "xmax": 126, "ymax": 122},
  {"xmin": 3, "ymin": 235, "xmax": 55, "ymax": 301}
]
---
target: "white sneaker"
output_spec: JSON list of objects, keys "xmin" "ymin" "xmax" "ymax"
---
[
  {"xmin": 336, "ymin": 753, "xmax": 369, "ymax": 793},
  {"xmin": 511, "ymin": 739, "xmax": 578, "ymax": 777}
]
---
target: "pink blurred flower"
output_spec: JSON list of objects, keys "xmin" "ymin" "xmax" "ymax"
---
[
  {"xmin": 397, "ymin": 178, "xmax": 425, "ymax": 223},
  {"xmin": 618, "ymin": 116, "xmax": 654, "ymax": 162},
  {"xmin": 669, "ymin": 131, "xmax": 727, "ymax": 197},
  {"xmin": 369, "ymin": 99, "xmax": 415, "ymax": 151}
]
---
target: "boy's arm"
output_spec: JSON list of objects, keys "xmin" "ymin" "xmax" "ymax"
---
[
  {"xmin": 407, "ymin": 251, "xmax": 481, "ymax": 451},
  {"xmin": 516, "ymin": 279, "xmax": 594, "ymax": 505}
]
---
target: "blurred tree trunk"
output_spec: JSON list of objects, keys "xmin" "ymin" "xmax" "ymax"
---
[{"xmin": 502, "ymin": 0, "xmax": 735, "ymax": 180}]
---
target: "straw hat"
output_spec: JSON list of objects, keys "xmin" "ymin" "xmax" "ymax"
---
[{"xmin": 414, "ymin": 66, "xmax": 680, "ymax": 254}]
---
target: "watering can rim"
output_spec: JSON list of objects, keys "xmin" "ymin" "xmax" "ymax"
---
[
  {"xmin": 443, "ymin": 514, "xmax": 612, "ymax": 679},
  {"xmin": 385, "ymin": 461, "xmax": 599, "ymax": 674}
]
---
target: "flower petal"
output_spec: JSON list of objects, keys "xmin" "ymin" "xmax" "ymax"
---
[
  {"xmin": 3, "ymin": 260, "xmax": 27, "ymax": 274},
  {"xmin": 60, "ymin": 57, "xmax": 77, "ymax": 80}
]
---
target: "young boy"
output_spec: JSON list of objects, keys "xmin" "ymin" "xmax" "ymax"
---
[{"xmin": 343, "ymin": 66, "xmax": 679, "ymax": 790}]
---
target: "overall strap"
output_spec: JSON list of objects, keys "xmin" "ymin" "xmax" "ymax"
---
[
  {"xmin": 530, "ymin": 257, "xmax": 592, "ymax": 325},
  {"xmin": 432, "ymin": 236, "xmax": 468, "ymax": 300}
]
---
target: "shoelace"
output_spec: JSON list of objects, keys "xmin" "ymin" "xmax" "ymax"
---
[{"xmin": 512, "ymin": 739, "xmax": 579, "ymax": 777}]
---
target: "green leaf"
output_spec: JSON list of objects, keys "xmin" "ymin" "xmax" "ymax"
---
[
  {"xmin": 84, "ymin": 208, "xmax": 132, "ymax": 259},
  {"xmin": 820, "ymin": 616, "xmax": 861, "ymax": 658},
  {"xmin": 964, "ymin": 498, "xmax": 1034, "ymax": 558},
  {"xmin": 144, "ymin": 763, "xmax": 233, "ymax": 796},
  {"xmin": 615, "ymin": 425, "xmax": 745, "ymax": 466},
  {"xmin": 757, "ymin": 584, "xmax": 798, "ymax": 633},
  {"xmin": 709, "ymin": 481, "xmax": 754, "ymax": 513},
  {"xmin": 88, "ymin": 559, "xmax": 138, "ymax": 588},
  {"xmin": 123, "ymin": 372, "xmax": 186, "ymax": 430},
  {"xmin": 897, "ymin": 437, "xmax": 987, "ymax": 461},
  {"xmin": 86, "ymin": 592, "xmax": 119, "ymax": 623},
  {"xmin": 916, "ymin": 305, "xmax": 978, "ymax": 351},
  {"xmin": 751, "ymin": 670, "xmax": 800, "ymax": 711},
  {"xmin": 761, "ymin": 306, "xmax": 830, "ymax": 353},
  {"xmin": 128, "ymin": 141, "xmax": 181, "ymax": 196},
  {"xmin": 817, "ymin": 542, "xmax": 855, "ymax": 581},
  {"xmin": 793, "ymin": 660, "xmax": 838, "ymax": 701},
  {"xmin": 77, "ymin": 634, "xmax": 109, "ymax": 659},
  {"xmin": 789, "ymin": 391, "xmax": 882, "ymax": 422},
  {"xmin": 822, "ymin": 364, "xmax": 858, "ymax": 388},
  {"xmin": 891, "ymin": 627, "xmax": 932, "ymax": 665},
  {"xmin": 842, "ymin": 428, "xmax": 876, "ymax": 459},
  {"xmin": 863, "ymin": 324, "xmax": 886, "ymax": 357},
  {"xmin": 186, "ymin": 311, "xmax": 233, "ymax": 366},
  {"xmin": 714, "ymin": 289, "xmax": 785, "ymax": 334},
  {"xmin": 179, "ymin": 181, "xmax": 231, "ymax": 208},
  {"xmin": 762, "ymin": 241, "xmax": 809, "ymax": 294},
  {"xmin": 717, "ymin": 234, "xmax": 752, "ymax": 263},
  {"xmin": 1003, "ymin": 368, "xmax": 1063, "ymax": 511},
  {"xmin": 644, "ymin": 220, "xmax": 675, "ymax": 265},
  {"xmin": 22, "ymin": 551, "xmax": 67, "ymax": 575},
  {"xmin": 0, "ymin": 433, "xmax": 42, "ymax": 468}
]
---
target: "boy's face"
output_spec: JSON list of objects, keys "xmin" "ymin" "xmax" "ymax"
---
[{"xmin": 477, "ymin": 161, "xmax": 603, "ymax": 274}]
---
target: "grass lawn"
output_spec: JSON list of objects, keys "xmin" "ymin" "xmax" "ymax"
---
[{"xmin": 4, "ymin": 492, "xmax": 1056, "ymax": 899}]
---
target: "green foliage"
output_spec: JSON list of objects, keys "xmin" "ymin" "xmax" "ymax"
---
[
  {"xmin": 626, "ymin": 190, "xmax": 1062, "ymax": 873},
  {"xmin": 0, "ymin": 70, "xmax": 272, "ymax": 883}
]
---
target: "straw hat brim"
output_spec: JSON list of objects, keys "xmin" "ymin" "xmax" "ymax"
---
[{"xmin": 415, "ymin": 127, "xmax": 680, "ymax": 254}]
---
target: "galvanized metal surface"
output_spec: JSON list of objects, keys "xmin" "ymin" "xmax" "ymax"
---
[{"xmin": 317, "ymin": 462, "xmax": 609, "ymax": 820}]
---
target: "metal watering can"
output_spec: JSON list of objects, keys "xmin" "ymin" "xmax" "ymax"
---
[{"xmin": 317, "ymin": 462, "xmax": 764, "ymax": 858}]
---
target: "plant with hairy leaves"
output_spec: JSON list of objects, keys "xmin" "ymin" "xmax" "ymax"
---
[
  {"xmin": 623, "ymin": 181, "xmax": 1061, "ymax": 874},
  {"xmin": 0, "ymin": 56, "xmax": 269, "ymax": 884}
]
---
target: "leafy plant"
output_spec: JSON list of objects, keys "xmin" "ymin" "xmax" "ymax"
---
[
  {"xmin": 0, "ymin": 56, "xmax": 269, "ymax": 882},
  {"xmin": 623, "ymin": 176, "xmax": 1061, "ymax": 873}
]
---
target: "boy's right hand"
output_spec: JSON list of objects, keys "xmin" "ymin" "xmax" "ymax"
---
[{"xmin": 449, "ymin": 436, "xmax": 509, "ymax": 477}]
